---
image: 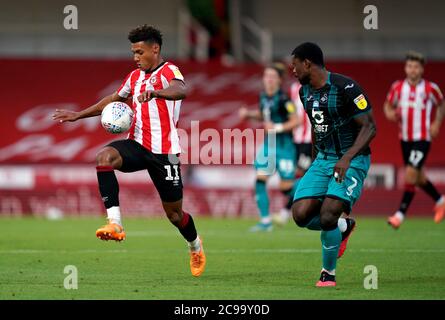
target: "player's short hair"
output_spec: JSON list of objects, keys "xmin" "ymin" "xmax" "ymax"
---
[
  {"xmin": 291, "ymin": 42, "xmax": 324, "ymax": 67},
  {"xmin": 405, "ymin": 50, "xmax": 425, "ymax": 65},
  {"xmin": 128, "ymin": 24, "xmax": 163, "ymax": 47},
  {"xmin": 267, "ymin": 62, "xmax": 286, "ymax": 78}
]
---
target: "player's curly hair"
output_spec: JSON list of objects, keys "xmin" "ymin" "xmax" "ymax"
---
[
  {"xmin": 291, "ymin": 42, "xmax": 324, "ymax": 67},
  {"xmin": 128, "ymin": 24, "xmax": 163, "ymax": 47},
  {"xmin": 406, "ymin": 50, "xmax": 425, "ymax": 65}
]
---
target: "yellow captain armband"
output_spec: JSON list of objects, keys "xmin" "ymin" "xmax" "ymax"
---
[{"xmin": 285, "ymin": 101, "xmax": 296, "ymax": 113}]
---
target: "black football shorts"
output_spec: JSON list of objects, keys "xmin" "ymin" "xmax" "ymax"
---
[
  {"xmin": 401, "ymin": 140, "xmax": 431, "ymax": 169},
  {"xmin": 106, "ymin": 139, "xmax": 183, "ymax": 202}
]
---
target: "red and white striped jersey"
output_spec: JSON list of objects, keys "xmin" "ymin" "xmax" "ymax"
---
[
  {"xmin": 117, "ymin": 61, "xmax": 184, "ymax": 154},
  {"xmin": 289, "ymin": 82, "xmax": 312, "ymax": 144},
  {"xmin": 386, "ymin": 79, "xmax": 443, "ymax": 142}
]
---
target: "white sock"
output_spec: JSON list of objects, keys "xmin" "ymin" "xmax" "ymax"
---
[
  {"xmin": 436, "ymin": 196, "xmax": 445, "ymax": 206},
  {"xmin": 188, "ymin": 236, "xmax": 201, "ymax": 252},
  {"xmin": 338, "ymin": 218, "xmax": 347, "ymax": 233},
  {"xmin": 280, "ymin": 208, "xmax": 290, "ymax": 220},
  {"xmin": 106, "ymin": 206, "xmax": 122, "ymax": 226},
  {"xmin": 322, "ymin": 268, "xmax": 335, "ymax": 276},
  {"xmin": 261, "ymin": 216, "xmax": 272, "ymax": 224},
  {"xmin": 395, "ymin": 211, "xmax": 405, "ymax": 222}
]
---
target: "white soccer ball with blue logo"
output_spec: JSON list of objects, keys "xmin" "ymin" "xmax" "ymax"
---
[{"xmin": 101, "ymin": 102, "xmax": 134, "ymax": 134}]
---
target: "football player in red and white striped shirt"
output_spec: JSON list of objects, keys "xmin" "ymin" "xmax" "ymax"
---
[
  {"xmin": 52, "ymin": 25, "xmax": 206, "ymax": 276},
  {"xmin": 290, "ymin": 81, "xmax": 313, "ymax": 176},
  {"xmin": 384, "ymin": 51, "xmax": 445, "ymax": 228}
]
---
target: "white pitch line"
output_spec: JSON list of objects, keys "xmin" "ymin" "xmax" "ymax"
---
[
  {"xmin": 125, "ymin": 231, "xmax": 314, "ymax": 237},
  {"xmin": 0, "ymin": 249, "xmax": 128, "ymax": 254},
  {"xmin": 1, "ymin": 248, "xmax": 445, "ymax": 254}
]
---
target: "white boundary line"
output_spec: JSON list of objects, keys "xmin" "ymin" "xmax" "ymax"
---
[{"xmin": 1, "ymin": 248, "xmax": 445, "ymax": 254}]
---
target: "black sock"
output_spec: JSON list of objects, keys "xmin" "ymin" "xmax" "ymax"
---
[
  {"xmin": 281, "ymin": 188, "xmax": 294, "ymax": 210},
  {"xmin": 177, "ymin": 211, "xmax": 198, "ymax": 242},
  {"xmin": 420, "ymin": 180, "xmax": 442, "ymax": 202},
  {"xmin": 96, "ymin": 166, "xmax": 119, "ymax": 209},
  {"xmin": 345, "ymin": 218, "xmax": 352, "ymax": 231},
  {"xmin": 399, "ymin": 184, "xmax": 416, "ymax": 215}
]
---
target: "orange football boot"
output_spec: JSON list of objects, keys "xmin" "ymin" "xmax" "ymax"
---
[
  {"xmin": 387, "ymin": 214, "xmax": 402, "ymax": 230},
  {"xmin": 96, "ymin": 221, "xmax": 126, "ymax": 242},
  {"xmin": 316, "ymin": 271, "xmax": 336, "ymax": 287},
  {"xmin": 434, "ymin": 201, "xmax": 445, "ymax": 224},
  {"xmin": 190, "ymin": 238, "xmax": 206, "ymax": 277}
]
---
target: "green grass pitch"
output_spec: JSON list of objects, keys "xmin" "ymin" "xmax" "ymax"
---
[{"xmin": 1, "ymin": 216, "xmax": 444, "ymax": 300}]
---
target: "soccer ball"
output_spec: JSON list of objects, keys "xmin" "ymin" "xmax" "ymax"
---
[{"xmin": 101, "ymin": 102, "xmax": 134, "ymax": 134}]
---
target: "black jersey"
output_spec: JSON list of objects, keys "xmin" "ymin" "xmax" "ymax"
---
[{"xmin": 299, "ymin": 72, "xmax": 372, "ymax": 157}]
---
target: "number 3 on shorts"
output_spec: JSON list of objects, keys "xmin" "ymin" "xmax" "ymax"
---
[{"xmin": 164, "ymin": 165, "xmax": 180, "ymax": 181}]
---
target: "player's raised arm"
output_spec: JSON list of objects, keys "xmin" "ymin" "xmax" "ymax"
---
[{"xmin": 52, "ymin": 92, "xmax": 126, "ymax": 123}]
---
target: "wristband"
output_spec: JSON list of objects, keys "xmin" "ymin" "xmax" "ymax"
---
[{"xmin": 274, "ymin": 124, "xmax": 284, "ymax": 133}]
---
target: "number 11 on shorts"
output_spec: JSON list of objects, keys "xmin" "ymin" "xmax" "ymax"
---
[{"xmin": 164, "ymin": 165, "xmax": 180, "ymax": 181}]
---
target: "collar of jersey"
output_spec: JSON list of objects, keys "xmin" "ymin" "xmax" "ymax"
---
[
  {"xmin": 262, "ymin": 89, "xmax": 282, "ymax": 98},
  {"xmin": 143, "ymin": 61, "xmax": 166, "ymax": 74},
  {"xmin": 310, "ymin": 71, "xmax": 331, "ymax": 92},
  {"xmin": 326, "ymin": 71, "xmax": 331, "ymax": 85}
]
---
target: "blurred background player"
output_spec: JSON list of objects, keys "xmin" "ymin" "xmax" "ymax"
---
[
  {"xmin": 291, "ymin": 80, "xmax": 314, "ymax": 179},
  {"xmin": 52, "ymin": 25, "xmax": 206, "ymax": 277},
  {"xmin": 239, "ymin": 63, "xmax": 299, "ymax": 232},
  {"xmin": 385, "ymin": 51, "xmax": 445, "ymax": 229},
  {"xmin": 273, "ymin": 79, "xmax": 313, "ymax": 225},
  {"xmin": 291, "ymin": 42, "xmax": 376, "ymax": 287}
]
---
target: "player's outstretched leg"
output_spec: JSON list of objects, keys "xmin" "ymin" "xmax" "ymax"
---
[
  {"xmin": 162, "ymin": 200, "xmax": 206, "ymax": 277},
  {"xmin": 250, "ymin": 178, "xmax": 273, "ymax": 232},
  {"xmin": 95, "ymin": 147, "xmax": 126, "ymax": 242}
]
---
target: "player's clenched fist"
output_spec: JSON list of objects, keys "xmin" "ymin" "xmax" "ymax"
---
[
  {"xmin": 52, "ymin": 109, "xmax": 79, "ymax": 123},
  {"xmin": 334, "ymin": 156, "xmax": 351, "ymax": 184},
  {"xmin": 137, "ymin": 90, "xmax": 155, "ymax": 103}
]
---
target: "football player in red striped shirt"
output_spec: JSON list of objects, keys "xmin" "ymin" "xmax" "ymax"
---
[
  {"xmin": 384, "ymin": 51, "xmax": 445, "ymax": 228},
  {"xmin": 52, "ymin": 25, "xmax": 206, "ymax": 277}
]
